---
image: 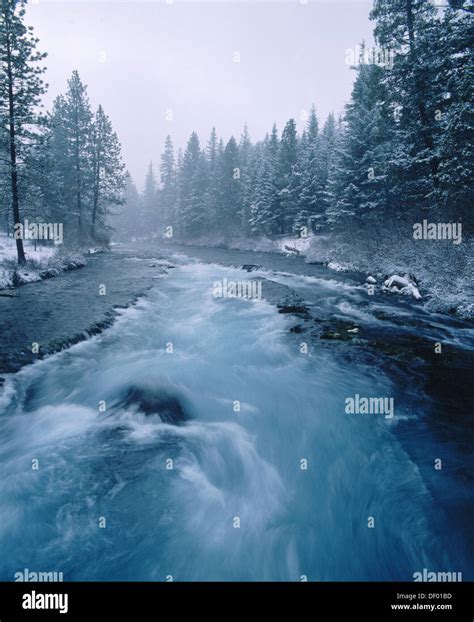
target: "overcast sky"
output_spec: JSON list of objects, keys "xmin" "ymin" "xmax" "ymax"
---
[{"xmin": 27, "ymin": 0, "xmax": 375, "ymax": 188}]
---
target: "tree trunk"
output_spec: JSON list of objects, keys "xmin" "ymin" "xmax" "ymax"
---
[{"xmin": 5, "ymin": 9, "xmax": 26, "ymax": 265}]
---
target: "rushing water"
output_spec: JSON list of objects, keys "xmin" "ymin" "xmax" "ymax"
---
[{"xmin": 0, "ymin": 253, "xmax": 472, "ymax": 581}]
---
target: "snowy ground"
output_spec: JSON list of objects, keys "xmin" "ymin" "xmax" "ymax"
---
[
  {"xmin": 305, "ymin": 234, "xmax": 473, "ymax": 319},
  {"xmin": 0, "ymin": 234, "xmax": 86, "ymax": 289}
]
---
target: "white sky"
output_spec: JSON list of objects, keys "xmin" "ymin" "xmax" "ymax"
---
[{"xmin": 27, "ymin": 0, "xmax": 375, "ymax": 188}]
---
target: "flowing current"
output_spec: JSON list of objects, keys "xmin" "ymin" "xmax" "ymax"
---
[{"xmin": 0, "ymin": 254, "xmax": 468, "ymax": 581}]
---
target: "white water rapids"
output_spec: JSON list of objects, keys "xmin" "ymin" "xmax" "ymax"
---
[{"xmin": 0, "ymin": 257, "xmax": 459, "ymax": 580}]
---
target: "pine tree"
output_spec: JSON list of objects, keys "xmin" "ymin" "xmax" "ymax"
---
[
  {"xmin": 204, "ymin": 127, "xmax": 219, "ymax": 233},
  {"xmin": 174, "ymin": 147, "xmax": 183, "ymax": 235},
  {"xmin": 116, "ymin": 172, "xmax": 141, "ymax": 240},
  {"xmin": 159, "ymin": 135, "xmax": 177, "ymax": 235},
  {"xmin": 47, "ymin": 95, "xmax": 72, "ymax": 234},
  {"xmin": 142, "ymin": 162, "xmax": 158, "ymax": 235},
  {"xmin": 218, "ymin": 136, "xmax": 241, "ymax": 236},
  {"xmin": 328, "ymin": 62, "xmax": 393, "ymax": 230},
  {"xmin": 264, "ymin": 124, "xmax": 281, "ymax": 235},
  {"xmin": 295, "ymin": 105, "xmax": 319, "ymax": 234},
  {"xmin": 63, "ymin": 70, "xmax": 94, "ymax": 243},
  {"xmin": 238, "ymin": 124, "xmax": 253, "ymax": 235},
  {"xmin": 277, "ymin": 118, "xmax": 299, "ymax": 234},
  {"xmin": 249, "ymin": 141, "xmax": 275, "ymax": 236},
  {"xmin": 432, "ymin": 5, "xmax": 473, "ymax": 226},
  {"xmin": 22, "ymin": 126, "xmax": 61, "ymax": 243},
  {"xmin": 0, "ymin": 0, "xmax": 47, "ymax": 263},
  {"xmin": 370, "ymin": 0, "xmax": 441, "ymax": 203},
  {"xmin": 90, "ymin": 105, "xmax": 125, "ymax": 242},
  {"xmin": 178, "ymin": 132, "xmax": 207, "ymax": 238},
  {"xmin": 312, "ymin": 113, "xmax": 337, "ymax": 230}
]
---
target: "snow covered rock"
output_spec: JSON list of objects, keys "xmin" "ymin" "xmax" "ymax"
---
[
  {"xmin": 383, "ymin": 275, "xmax": 421, "ymax": 300},
  {"xmin": 12, "ymin": 270, "xmax": 42, "ymax": 286},
  {"xmin": 327, "ymin": 261, "xmax": 350, "ymax": 272}
]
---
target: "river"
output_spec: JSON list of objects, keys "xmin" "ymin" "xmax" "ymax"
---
[{"xmin": 0, "ymin": 242, "xmax": 472, "ymax": 581}]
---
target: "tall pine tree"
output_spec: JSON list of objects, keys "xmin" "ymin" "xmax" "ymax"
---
[
  {"xmin": 63, "ymin": 70, "xmax": 94, "ymax": 243},
  {"xmin": 90, "ymin": 104, "xmax": 125, "ymax": 241},
  {"xmin": 159, "ymin": 135, "xmax": 177, "ymax": 235},
  {"xmin": 0, "ymin": 0, "xmax": 47, "ymax": 263}
]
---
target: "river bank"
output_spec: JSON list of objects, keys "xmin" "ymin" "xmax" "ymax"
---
[
  {"xmin": 0, "ymin": 245, "xmax": 176, "ymax": 377},
  {"xmin": 0, "ymin": 233, "xmax": 89, "ymax": 291}
]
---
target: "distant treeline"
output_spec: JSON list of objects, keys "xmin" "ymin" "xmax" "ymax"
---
[{"xmin": 119, "ymin": 0, "xmax": 472, "ymax": 244}]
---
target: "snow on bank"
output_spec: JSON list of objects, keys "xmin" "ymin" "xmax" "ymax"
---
[
  {"xmin": 0, "ymin": 236, "xmax": 56, "ymax": 264},
  {"xmin": 162, "ymin": 233, "xmax": 472, "ymax": 318},
  {"xmin": 307, "ymin": 237, "xmax": 424, "ymax": 300},
  {"xmin": 0, "ymin": 234, "xmax": 86, "ymax": 290},
  {"xmin": 306, "ymin": 235, "xmax": 474, "ymax": 319}
]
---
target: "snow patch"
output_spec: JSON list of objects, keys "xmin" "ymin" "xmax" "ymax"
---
[
  {"xmin": 0, "ymin": 235, "xmax": 56, "ymax": 265},
  {"xmin": 327, "ymin": 261, "xmax": 351, "ymax": 273},
  {"xmin": 0, "ymin": 233, "xmax": 86, "ymax": 290}
]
